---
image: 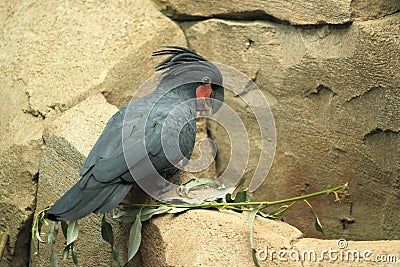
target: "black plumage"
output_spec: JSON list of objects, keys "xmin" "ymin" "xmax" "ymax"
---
[{"xmin": 46, "ymin": 46, "xmax": 224, "ymax": 221}]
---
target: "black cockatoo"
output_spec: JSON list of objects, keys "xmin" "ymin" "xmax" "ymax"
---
[{"xmin": 46, "ymin": 46, "xmax": 224, "ymax": 221}]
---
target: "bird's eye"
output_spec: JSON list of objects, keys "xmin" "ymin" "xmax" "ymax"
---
[{"xmin": 202, "ymin": 76, "xmax": 211, "ymax": 85}]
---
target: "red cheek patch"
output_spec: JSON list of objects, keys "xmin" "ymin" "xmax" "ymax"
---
[{"xmin": 196, "ymin": 84, "xmax": 212, "ymax": 99}]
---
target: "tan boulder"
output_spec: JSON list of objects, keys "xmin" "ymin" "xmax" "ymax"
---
[
  {"xmin": 141, "ymin": 209, "xmax": 303, "ymax": 267},
  {"xmin": 141, "ymin": 209, "xmax": 400, "ymax": 266}
]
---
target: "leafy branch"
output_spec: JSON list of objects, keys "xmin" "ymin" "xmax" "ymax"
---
[
  {"xmin": 119, "ymin": 183, "xmax": 347, "ymax": 210},
  {"xmin": 32, "ymin": 180, "xmax": 348, "ymax": 267}
]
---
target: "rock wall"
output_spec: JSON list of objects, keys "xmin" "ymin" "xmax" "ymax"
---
[
  {"xmin": 0, "ymin": 0, "xmax": 399, "ymax": 265},
  {"xmin": 156, "ymin": 1, "xmax": 399, "ymax": 240}
]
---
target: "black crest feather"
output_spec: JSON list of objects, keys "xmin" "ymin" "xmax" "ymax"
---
[{"xmin": 152, "ymin": 46, "xmax": 207, "ymax": 71}]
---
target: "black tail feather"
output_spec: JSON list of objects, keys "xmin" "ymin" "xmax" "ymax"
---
[{"xmin": 46, "ymin": 175, "xmax": 132, "ymax": 221}]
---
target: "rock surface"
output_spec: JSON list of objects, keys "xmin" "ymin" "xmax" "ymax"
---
[
  {"xmin": 351, "ymin": 0, "xmax": 400, "ymax": 21},
  {"xmin": 153, "ymin": 0, "xmax": 400, "ymax": 24},
  {"xmin": 141, "ymin": 209, "xmax": 303, "ymax": 267},
  {"xmin": 0, "ymin": 142, "xmax": 42, "ymax": 266},
  {"xmin": 185, "ymin": 13, "xmax": 400, "ymax": 240},
  {"xmin": 2, "ymin": 0, "xmax": 186, "ymax": 122},
  {"xmin": 142, "ymin": 209, "xmax": 400, "ymax": 266}
]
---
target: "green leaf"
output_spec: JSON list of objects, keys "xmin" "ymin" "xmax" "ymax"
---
[
  {"xmin": 62, "ymin": 245, "xmax": 70, "ymax": 261},
  {"xmin": 61, "ymin": 221, "xmax": 79, "ymax": 265},
  {"xmin": 62, "ymin": 243, "xmax": 78, "ymax": 266},
  {"xmin": 180, "ymin": 178, "xmax": 218, "ymax": 193},
  {"xmin": 113, "ymin": 210, "xmax": 140, "ymax": 223},
  {"xmin": 304, "ymin": 200, "xmax": 324, "ymax": 233},
  {"xmin": 159, "ymin": 196, "xmax": 203, "ymax": 205},
  {"xmin": 226, "ymin": 189, "xmax": 250, "ymax": 204},
  {"xmin": 101, "ymin": 216, "xmax": 121, "ymax": 266},
  {"xmin": 112, "ymin": 248, "xmax": 121, "ymax": 266},
  {"xmin": 248, "ymin": 207, "xmax": 263, "ymax": 267},
  {"xmin": 235, "ymin": 175, "xmax": 246, "ymax": 188},
  {"xmin": 234, "ymin": 190, "xmax": 248, "ymax": 203},
  {"xmin": 256, "ymin": 210, "xmax": 270, "ymax": 218},
  {"xmin": 268, "ymin": 205, "xmax": 290, "ymax": 217},
  {"xmin": 33, "ymin": 225, "xmax": 40, "ymax": 254},
  {"xmin": 225, "ymin": 193, "xmax": 233, "ymax": 203},
  {"xmin": 266, "ymin": 201, "xmax": 297, "ymax": 218},
  {"xmin": 167, "ymin": 207, "xmax": 190, "ymax": 214},
  {"xmin": 71, "ymin": 244, "xmax": 79, "ymax": 267},
  {"xmin": 247, "ymin": 209, "xmax": 258, "ymax": 249},
  {"xmin": 48, "ymin": 221, "xmax": 59, "ymax": 267},
  {"xmin": 61, "ymin": 220, "xmax": 79, "ymax": 265},
  {"xmin": 66, "ymin": 220, "xmax": 79, "ymax": 245},
  {"xmin": 127, "ymin": 209, "xmax": 142, "ymax": 261},
  {"xmin": 314, "ymin": 216, "xmax": 323, "ymax": 233},
  {"xmin": 202, "ymin": 186, "xmax": 236, "ymax": 202},
  {"xmin": 36, "ymin": 216, "xmax": 47, "ymax": 243},
  {"xmin": 101, "ymin": 216, "xmax": 114, "ymax": 246},
  {"xmin": 32, "ymin": 209, "xmax": 48, "ymax": 255},
  {"xmin": 251, "ymin": 249, "xmax": 261, "ymax": 267},
  {"xmin": 61, "ymin": 221, "xmax": 68, "ymax": 239},
  {"xmin": 140, "ymin": 206, "xmax": 172, "ymax": 221}
]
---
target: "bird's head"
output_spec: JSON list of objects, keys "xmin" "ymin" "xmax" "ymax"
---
[{"xmin": 153, "ymin": 46, "xmax": 224, "ymax": 114}]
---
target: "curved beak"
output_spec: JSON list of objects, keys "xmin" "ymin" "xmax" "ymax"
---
[{"xmin": 196, "ymin": 84, "xmax": 213, "ymax": 112}]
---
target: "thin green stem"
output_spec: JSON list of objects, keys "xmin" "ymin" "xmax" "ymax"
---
[{"xmin": 123, "ymin": 183, "xmax": 348, "ymax": 209}]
